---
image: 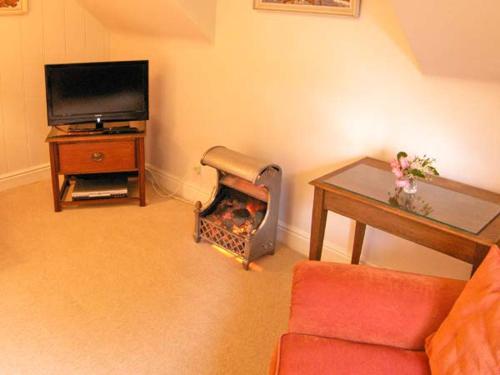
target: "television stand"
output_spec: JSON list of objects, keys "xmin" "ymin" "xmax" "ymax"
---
[{"xmin": 46, "ymin": 121, "xmax": 146, "ymax": 212}]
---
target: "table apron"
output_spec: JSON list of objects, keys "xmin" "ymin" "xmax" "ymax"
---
[{"xmin": 324, "ymin": 192, "xmax": 477, "ymax": 264}]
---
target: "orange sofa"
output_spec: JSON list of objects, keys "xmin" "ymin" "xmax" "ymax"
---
[{"xmin": 269, "ymin": 261, "xmax": 467, "ymax": 375}]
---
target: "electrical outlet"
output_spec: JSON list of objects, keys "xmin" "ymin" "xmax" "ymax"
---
[{"xmin": 193, "ymin": 166, "xmax": 202, "ymax": 175}]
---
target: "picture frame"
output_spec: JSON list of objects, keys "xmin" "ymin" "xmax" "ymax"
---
[
  {"xmin": 0, "ymin": 0, "xmax": 28, "ymax": 15},
  {"xmin": 254, "ymin": 0, "xmax": 360, "ymax": 17}
]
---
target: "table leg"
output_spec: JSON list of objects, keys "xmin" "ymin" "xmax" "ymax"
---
[
  {"xmin": 309, "ymin": 187, "xmax": 328, "ymax": 261},
  {"xmin": 471, "ymin": 243, "xmax": 489, "ymax": 276},
  {"xmin": 351, "ymin": 221, "xmax": 366, "ymax": 264},
  {"xmin": 49, "ymin": 143, "xmax": 61, "ymax": 212},
  {"xmin": 137, "ymin": 138, "xmax": 146, "ymax": 207}
]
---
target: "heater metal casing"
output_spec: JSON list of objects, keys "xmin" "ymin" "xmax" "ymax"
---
[{"xmin": 194, "ymin": 146, "xmax": 282, "ymax": 270}]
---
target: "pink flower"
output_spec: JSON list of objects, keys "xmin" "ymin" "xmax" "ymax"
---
[
  {"xmin": 391, "ymin": 159, "xmax": 404, "ymax": 178},
  {"xmin": 392, "ymin": 168, "xmax": 403, "ymax": 178},
  {"xmin": 399, "ymin": 157, "xmax": 410, "ymax": 170},
  {"xmin": 395, "ymin": 178, "xmax": 410, "ymax": 188}
]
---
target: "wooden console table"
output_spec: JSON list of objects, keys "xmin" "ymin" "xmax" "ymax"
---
[
  {"xmin": 309, "ymin": 158, "xmax": 500, "ymax": 275},
  {"xmin": 46, "ymin": 121, "xmax": 146, "ymax": 212}
]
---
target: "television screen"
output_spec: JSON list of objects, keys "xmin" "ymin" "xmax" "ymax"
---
[{"xmin": 45, "ymin": 60, "xmax": 149, "ymax": 126}]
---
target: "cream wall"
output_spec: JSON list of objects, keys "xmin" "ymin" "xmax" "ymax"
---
[
  {"xmin": 0, "ymin": 0, "xmax": 109, "ymax": 178},
  {"xmin": 109, "ymin": 0, "xmax": 500, "ymax": 280}
]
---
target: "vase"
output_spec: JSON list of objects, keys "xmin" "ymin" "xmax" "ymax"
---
[{"xmin": 403, "ymin": 178, "xmax": 418, "ymax": 194}]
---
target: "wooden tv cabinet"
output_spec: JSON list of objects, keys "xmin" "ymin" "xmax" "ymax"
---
[{"xmin": 46, "ymin": 121, "xmax": 146, "ymax": 212}]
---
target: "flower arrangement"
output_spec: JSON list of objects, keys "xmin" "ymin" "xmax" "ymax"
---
[{"xmin": 390, "ymin": 152, "xmax": 439, "ymax": 193}]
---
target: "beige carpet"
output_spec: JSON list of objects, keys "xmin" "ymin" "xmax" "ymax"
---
[{"xmin": 0, "ymin": 180, "xmax": 304, "ymax": 375}]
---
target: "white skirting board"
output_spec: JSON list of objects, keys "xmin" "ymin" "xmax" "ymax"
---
[
  {"xmin": 146, "ymin": 163, "xmax": 212, "ymax": 204},
  {"xmin": 0, "ymin": 164, "xmax": 51, "ymax": 193},
  {"xmin": 146, "ymin": 163, "xmax": 350, "ymax": 262},
  {"xmin": 277, "ymin": 220, "xmax": 349, "ymax": 263}
]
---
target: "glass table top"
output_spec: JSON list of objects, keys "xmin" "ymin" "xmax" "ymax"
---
[{"xmin": 323, "ymin": 164, "xmax": 500, "ymax": 235}]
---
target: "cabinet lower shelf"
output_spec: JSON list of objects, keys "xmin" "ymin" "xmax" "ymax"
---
[{"xmin": 58, "ymin": 174, "xmax": 141, "ymax": 208}]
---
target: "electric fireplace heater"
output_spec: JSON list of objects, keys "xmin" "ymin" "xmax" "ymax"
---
[{"xmin": 194, "ymin": 146, "xmax": 282, "ymax": 270}]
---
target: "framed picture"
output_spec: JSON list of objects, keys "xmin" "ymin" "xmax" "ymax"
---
[
  {"xmin": 254, "ymin": 0, "xmax": 360, "ymax": 17},
  {"xmin": 0, "ymin": 0, "xmax": 28, "ymax": 15}
]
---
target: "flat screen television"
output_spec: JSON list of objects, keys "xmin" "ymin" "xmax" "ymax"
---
[{"xmin": 45, "ymin": 60, "xmax": 149, "ymax": 129}]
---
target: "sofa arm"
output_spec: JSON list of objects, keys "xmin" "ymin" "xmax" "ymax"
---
[{"xmin": 288, "ymin": 261, "xmax": 466, "ymax": 351}]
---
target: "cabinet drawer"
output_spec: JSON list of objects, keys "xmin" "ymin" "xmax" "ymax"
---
[{"xmin": 58, "ymin": 141, "xmax": 136, "ymax": 174}]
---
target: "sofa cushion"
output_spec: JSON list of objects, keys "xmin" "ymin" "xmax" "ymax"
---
[
  {"xmin": 425, "ymin": 245, "xmax": 500, "ymax": 375},
  {"xmin": 289, "ymin": 261, "xmax": 465, "ymax": 350},
  {"xmin": 272, "ymin": 333, "xmax": 431, "ymax": 375}
]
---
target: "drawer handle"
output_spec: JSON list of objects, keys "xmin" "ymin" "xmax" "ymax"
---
[{"xmin": 91, "ymin": 152, "xmax": 105, "ymax": 162}]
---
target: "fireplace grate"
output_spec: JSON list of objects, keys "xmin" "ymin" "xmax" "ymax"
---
[{"xmin": 199, "ymin": 218, "xmax": 247, "ymax": 256}]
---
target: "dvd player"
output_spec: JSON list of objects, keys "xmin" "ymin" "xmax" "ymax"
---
[{"xmin": 72, "ymin": 174, "xmax": 128, "ymax": 200}]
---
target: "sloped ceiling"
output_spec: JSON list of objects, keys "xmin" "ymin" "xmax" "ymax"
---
[
  {"xmin": 390, "ymin": 0, "xmax": 500, "ymax": 81},
  {"xmin": 77, "ymin": 0, "xmax": 216, "ymax": 40},
  {"xmin": 78, "ymin": 0, "xmax": 499, "ymax": 81}
]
